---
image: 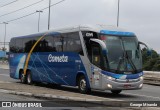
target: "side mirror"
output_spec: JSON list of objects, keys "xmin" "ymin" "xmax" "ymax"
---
[
  {"xmin": 90, "ymin": 38, "xmax": 108, "ymax": 55},
  {"xmin": 138, "ymin": 41, "xmax": 152, "ymax": 56},
  {"xmin": 102, "ymin": 50, "xmax": 107, "ymax": 56}
]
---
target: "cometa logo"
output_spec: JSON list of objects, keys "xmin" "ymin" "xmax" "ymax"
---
[{"xmin": 48, "ymin": 54, "xmax": 68, "ymax": 63}]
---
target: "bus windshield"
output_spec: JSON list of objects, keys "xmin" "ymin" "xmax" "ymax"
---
[{"xmin": 101, "ymin": 35, "xmax": 142, "ymax": 74}]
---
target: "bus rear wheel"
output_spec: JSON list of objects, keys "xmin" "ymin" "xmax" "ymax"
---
[
  {"xmin": 26, "ymin": 71, "xmax": 32, "ymax": 85},
  {"xmin": 78, "ymin": 76, "xmax": 90, "ymax": 94},
  {"xmin": 20, "ymin": 71, "xmax": 26, "ymax": 84},
  {"xmin": 111, "ymin": 90, "xmax": 122, "ymax": 95}
]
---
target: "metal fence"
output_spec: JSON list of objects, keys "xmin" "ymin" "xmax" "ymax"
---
[
  {"xmin": 143, "ymin": 71, "xmax": 160, "ymax": 85},
  {"xmin": 0, "ymin": 42, "xmax": 9, "ymax": 51}
]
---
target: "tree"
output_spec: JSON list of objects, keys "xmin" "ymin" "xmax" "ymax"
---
[
  {"xmin": 142, "ymin": 48, "xmax": 160, "ymax": 71},
  {"xmin": 2, "ymin": 47, "xmax": 7, "ymax": 51}
]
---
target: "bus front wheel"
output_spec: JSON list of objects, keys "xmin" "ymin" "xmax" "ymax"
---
[
  {"xmin": 78, "ymin": 76, "xmax": 90, "ymax": 94},
  {"xmin": 111, "ymin": 90, "xmax": 122, "ymax": 95}
]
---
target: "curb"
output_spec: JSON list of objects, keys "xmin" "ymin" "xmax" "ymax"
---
[
  {"xmin": 144, "ymin": 82, "xmax": 160, "ymax": 86},
  {"xmin": 0, "ymin": 66, "xmax": 9, "ymax": 70},
  {"xmin": 0, "ymin": 89, "xmax": 102, "ymax": 102},
  {"xmin": 0, "ymin": 63, "xmax": 9, "ymax": 69}
]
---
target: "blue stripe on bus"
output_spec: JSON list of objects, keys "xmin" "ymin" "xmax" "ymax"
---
[
  {"xmin": 100, "ymin": 30, "xmax": 135, "ymax": 37},
  {"xmin": 101, "ymin": 70, "xmax": 143, "ymax": 79},
  {"xmin": 9, "ymin": 52, "xmax": 89, "ymax": 87}
]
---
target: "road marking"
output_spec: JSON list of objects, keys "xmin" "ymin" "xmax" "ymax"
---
[
  {"xmin": 0, "ymin": 74, "xmax": 9, "ymax": 77},
  {"xmin": 123, "ymin": 92, "xmax": 160, "ymax": 100}
]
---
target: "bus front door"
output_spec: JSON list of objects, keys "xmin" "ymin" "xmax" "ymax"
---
[{"xmin": 91, "ymin": 44, "xmax": 102, "ymax": 89}]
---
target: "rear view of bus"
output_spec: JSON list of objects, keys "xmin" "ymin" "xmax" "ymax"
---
[{"xmin": 82, "ymin": 25, "xmax": 143, "ymax": 94}]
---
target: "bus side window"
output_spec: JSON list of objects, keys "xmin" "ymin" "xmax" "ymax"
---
[
  {"xmin": 54, "ymin": 36, "xmax": 63, "ymax": 52},
  {"xmin": 15, "ymin": 39, "xmax": 23, "ymax": 53},
  {"xmin": 39, "ymin": 39, "xmax": 47, "ymax": 52},
  {"xmin": 47, "ymin": 36, "xmax": 57, "ymax": 52},
  {"xmin": 10, "ymin": 39, "xmax": 16, "ymax": 53},
  {"xmin": 63, "ymin": 32, "xmax": 84, "ymax": 55},
  {"xmin": 24, "ymin": 38, "xmax": 35, "ymax": 53}
]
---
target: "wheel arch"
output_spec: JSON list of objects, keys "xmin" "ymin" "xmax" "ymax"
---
[
  {"xmin": 19, "ymin": 69, "xmax": 23, "ymax": 79},
  {"xmin": 18, "ymin": 68, "xmax": 31, "ymax": 79},
  {"xmin": 76, "ymin": 71, "xmax": 91, "ymax": 89}
]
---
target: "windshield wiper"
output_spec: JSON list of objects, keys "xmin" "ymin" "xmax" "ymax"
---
[
  {"xmin": 116, "ymin": 57, "xmax": 123, "ymax": 73},
  {"xmin": 125, "ymin": 51, "xmax": 137, "ymax": 73},
  {"xmin": 117, "ymin": 51, "xmax": 137, "ymax": 73}
]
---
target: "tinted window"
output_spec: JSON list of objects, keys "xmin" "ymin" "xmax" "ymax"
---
[
  {"xmin": 53, "ymin": 35, "xmax": 63, "ymax": 52},
  {"xmin": 10, "ymin": 32, "xmax": 83, "ymax": 54},
  {"xmin": 24, "ymin": 35, "xmax": 59, "ymax": 53},
  {"xmin": 63, "ymin": 32, "xmax": 83, "ymax": 55},
  {"xmin": 32, "ymin": 35, "xmax": 63, "ymax": 52},
  {"xmin": 10, "ymin": 38, "xmax": 23, "ymax": 53},
  {"xmin": 10, "ymin": 39, "xmax": 16, "ymax": 53},
  {"xmin": 34, "ymin": 36, "xmax": 55, "ymax": 52},
  {"xmin": 24, "ymin": 38, "xmax": 36, "ymax": 53},
  {"xmin": 15, "ymin": 39, "xmax": 23, "ymax": 53}
]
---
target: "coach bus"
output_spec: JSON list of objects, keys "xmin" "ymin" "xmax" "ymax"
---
[{"xmin": 9, "ymin": 25, "xmax": 148, "ymax": 94}]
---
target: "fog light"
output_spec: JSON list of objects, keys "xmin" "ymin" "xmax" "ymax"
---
[
  {"xmin": 140, "ymin": 76, "xmax": 143, "ymax": 80},
  {"xmin": 109, "ymin": 76, "xmax": 115, "ymax": 80},
  {"xmin": 107, "ymin": 84, "xmax": 112, "ymax": 88},
  {"xmin": 139, "ymin": 84, "xmax": 143, "ymax": 88}
]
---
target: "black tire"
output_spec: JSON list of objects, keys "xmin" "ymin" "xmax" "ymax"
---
[
  {"xmin": 111, "ymin": 90, "xmax": 122, "ymax": 95},
  {"xmin": 20, "ymin": 71, "xmax": 26, "ymax": 84},
  {"xmin": 78, "ymin": 76, "xmax": 91, "ymax": 94},
  {"xmin": 26, "ymin": 71, "xmax": 32, "ymax": 85}
]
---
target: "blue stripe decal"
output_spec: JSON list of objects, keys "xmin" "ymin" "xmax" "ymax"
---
[
  {"xmin": 9, "ymin": 52, "xmax": 89, "ymax": 87},
  {"xmin": 101, "ymin": 71, "xmax": 143, "ymax": 79},
  {"xmin": 100, "ymin": 30, "xmax": 135, "ymax": 37}
]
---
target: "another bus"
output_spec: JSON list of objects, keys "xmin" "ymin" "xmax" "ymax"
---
[{"xmin": 9, "ymin": 25, "xmax": 147, "ymax": 94}]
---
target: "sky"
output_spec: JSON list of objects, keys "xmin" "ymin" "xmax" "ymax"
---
[{"xmin": 0, "ymin": 0, "xmax": 160, "ymax": 52}]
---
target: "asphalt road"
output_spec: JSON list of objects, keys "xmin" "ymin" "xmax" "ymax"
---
[{"xmin": 0, "ymin": 68, "xmax": 160, "ymax": 102}]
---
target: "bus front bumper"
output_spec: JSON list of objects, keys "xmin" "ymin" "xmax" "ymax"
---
[{"xmin": 102, "ymin": 77, "xmax": 143, "ymax": 90}]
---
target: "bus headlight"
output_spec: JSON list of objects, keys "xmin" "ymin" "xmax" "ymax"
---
[
  {"xmin": 140, "ymin": 76, "xmax": 143, "ymax": 80},
  {"xmin": 107, "ymin": 84, "xmax": 112, "ymax": 88},
  {"xmin": 106, "ymin": 76, "xmax": 116, "ymax": 81},
  {"xmin": 103, "ymin": 74, "xmax": 116, "ymax": 81}
]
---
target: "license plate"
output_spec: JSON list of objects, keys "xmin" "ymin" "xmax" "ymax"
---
[{"xmin": 124, "ymin": 84, "xmax": 131, "ymax": 88}]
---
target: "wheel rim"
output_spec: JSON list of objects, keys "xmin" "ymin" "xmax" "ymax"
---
[
  {"xmin": 27, "ymin": 73, "xmax": 31, "ymax": 84},
  {"xmin": 80, "ymin": 79, "xmax": 86, "ymax": 91},
  {"xmin": 20, "ymin": 74, "xmax": 24, "ymax": 83}
]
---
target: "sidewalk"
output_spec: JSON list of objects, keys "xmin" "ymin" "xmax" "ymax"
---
[{"xmin": 0, "ymin": 63, "xmax": 9, "ymax": 69}]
